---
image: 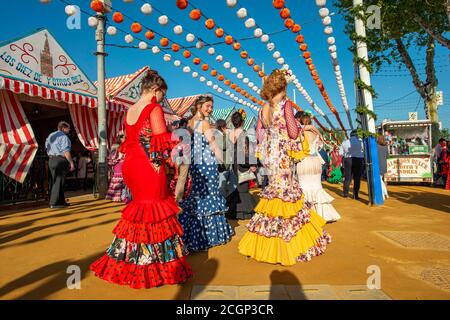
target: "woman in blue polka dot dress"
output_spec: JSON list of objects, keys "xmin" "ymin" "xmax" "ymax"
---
[{"xmin": 179, "ymin": 96, "xmax": 234, "ymax": 251}]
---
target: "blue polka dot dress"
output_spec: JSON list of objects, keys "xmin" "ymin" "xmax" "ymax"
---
[{"xmin": 179, "ymin": 122, "xmax": 234, "ymax": 251}]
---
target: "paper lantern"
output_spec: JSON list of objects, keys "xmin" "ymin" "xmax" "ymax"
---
[
  {"xmin": 145, "ymin": 30, "xmax": 155, "ymax": 40},
  {"xmin": 308, "ymin": 64, "xmax": 315, "ymax": 71},
  {"xmin": 90, "ymin": 0, "xmax": 103, "ymax": 13},
  {"xmin": 131, "ymin": 22, "xmax": 142, "ymax": 33},
  {"xmin": 258, "ymin": 71, "xmax": 265, "ymax": 78},
  {"xmin": 189, "ymin": 9, "xmax": 201, "ymax": 20},
  {"xmin": 328, "ymin": 45, "xmax": 336, "ymax": 53},
  {"xmin": 316, "ymin": 0, "xmax": 327, "ymax": 6},
  {"xmin": 224, "ymin": 62, "xmax": 231, "ymax": 69},
  {"xmin": 176, "ymin": 0, "xmax": 188, "ymax": 10},
  {"xmin": 183, "ymin": 66, "xmax": 191, "ymax": 73},
  {"xmin": 331, "ymin": 52, "xmax": 338, "ymax": 60},
  {"xmin": 237, "ymin": 73, "xmax": 243, "ymax": 79},
  {"xmin": 277, "ymin": 57, "xmax": 285, "ymax": 65},
  {"xmin": 319, "ymin": 8, "xmax": 330, "ymax": 18},
  {"xmin": 273, "ymin": 51, "xmax": 281, "ymax": 59},
  {"xmin": 185, "ymin": 33, "xmax": 195, "ymax": 43},
  {"xmin": 88, "ymin": 17, "xmax": 98, "ymax": 28},
  {"xmin": 123, "ymin": 0, "xmax": 133, "ymax": 3},
  {"xmin": 296, "ymin": 34, "xmax": 305, "ymax": 43},
  {"xmin": 225, "ymin": 80, "xmax": 231, "ymax": 86},
  {"xmin": 207, "ymin": 81, "xmax": 213, "ymax": 87},
  {"xmin": 218, "ymin": 88, "xmax": 223, "ymax": 93},
  {"xmin": 231, "ymin": 67, "xmax": 237, "ymax": 74},
  {"xmin": 160, "ymin": 38, "xmax": 169, "ymax": 47},
  {"xmin": 158, "ymin": 15, "xmax": 169, "ymax": 26},
  {"xmin": 232, "ymin": 42, "xmax": 241, "ymax": 50},
  {"xmin": 163, "ymin": 54, "xmax": 172, "ymax": 62},
  {"xmin": 139, "ymin": 41, "xmax": 148, "ymax": 50},
  {"xmin": 152, "ymin": 46, "xmax": 160, "ymax": 54},
  {"xmin": 300, "ymin": 43, "xmax": 308, "ymax": 51},
  {"xmin": 303, "ymin": 51, "xmax": 311, "ymax": 59},
  {"xmin": 205, "ymin": 18, "xmax": 215, "ymax": 30},
  {"xmin": 284, "ymin": 18, "xmax": 294, "ymax": 29},
  {"xmin": 245, "ymin": 18, "xmax": 256, "ymax": 29},
  {"xmin": 225, "ymin": 35, "xmax": 234, "ymax": 45},
  {"xmin": 202, "ymin": 64, "xmax": 209, "ymax": 71},
  {"xmin": 107, "ymin": 26, "xmax": 117, "ymax": 36},
  {"xmin": 267, "ymin": 43, "xmax": 275, "ymax": 51},
  {"xmin": 215, "ymin": 28, "xmax": 224, "ymax": 38},
  {"xmin": 322, "ymin": 16, "xmax": 332, "ymax": 26},
  {"xmin": 327, "ymin": 36, "xmax": 335, "ymax": 45},
  {"xmin": 243, "ymin": 78, "xmax": 249, "ymax": 84},
  {"xmin": 124, "ymin": 34, "xmax": 134, "ymax": 43},
  {"xmin": 216, "ymin": 55, "xmax": 223, "ymax": 62},
  {"xmin": 213, "ymin": 84, "xmax": 219, "ymax": 90},
  {"xmin": 227, "ymin": 0, "xmax": 237, "ymax": 7},
  {"xmin": 218, "ymin": 75, "xmax": 225, "ymax": 81},
  {"xmin": 172, "ymin": 43, "xmax": 180, "ymax": 52},
  {"xmin": 141, "ymin": 3, "xmax": 153, "ymax": 15},
  {"xmin": 237, "ymin": 8, "xmax": 247, "ymax": 19},
  {"xmin": 236, "ymin": 87, "xmax": 241, "ymax": 93},
  {"xmin": 65, "ymin": 5, "xmax": 77, "ymax": 16},
  {"xmin": 183, "ymin": 50, "xmax": 191, "ymax": 58},
  {"xmin": 261, "ymin": 35, "xmax": 269, "ymax": 43},
  {"xmin": 291, "ymin": 24, "xmax": 301, "ymax": 33},
  {"xmin": 192, "ymin": 72, "xmax": 199, "ymax": 78},
  {"xmin": 253, "ymin": 65, "xmax": 260, "ymax": 72},
  {"xmin": 207, "ymin": 47, "xmax": 215, "ymax": 55},
  {"xmin": 240, "ymin": 51, "xmax": 248, "ymax": 59},
  {"xmin": 40, "ymin": 0, "xmax": 52, "ymax": 3},
  {"xmin": 193, "ymin": 58, "xmax": 201, "ymax": 65},
  {"xmin": 254, "ymin": 28, "xmax": 263, "ymax": 37},
  {"xmin": 174, "ymin": 60, "xmax": 181, "ymax": 67},
  {"xmin": 247, "ymin": 58, "xmax": 254, "ymax": 66},
  {"xmin": 196, "ymin": 41, "xmax": 204, "ymax": 49},
  {"xmin": 273, "ymin": 0, "xmax": 285, "ymax": 9},
  {"xmin": 280, "ymin": 8, "xmax": 290, "ymax": 19},
  {"xmin": 199, "ymin": 76, "xmax": 205, "ymax": 82},
  {"xmin": 112, "ymin": 12, "xmax": 124, "ymax": 23},
  {"xmin": 283, "ymin": 64, "xmax": 290, "ymax": 70},
  {"xmin": 173, "ymin": 25, "xmax": 183, "ymax": 35},
  {"xmin": 231, "ymin": 84, "xmax": 237, "ymax": 89},
  {"xmin": 225, "ymin": 90, "xmax": 231, "ymax": 95},
  {"xmin": 306, "ymin": 58, "xmax": 313, "ymax": 65},
  {"xmin": 324, "ymin": 26, "xmax": 333, "ymax": 35}
]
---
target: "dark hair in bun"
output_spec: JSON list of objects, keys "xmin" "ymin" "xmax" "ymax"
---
[{"xmin": 140, "ymin": 70, "xmax": 168, "ymax": 95}]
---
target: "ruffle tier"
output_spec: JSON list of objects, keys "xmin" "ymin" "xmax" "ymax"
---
[
  {"xmin": 301, "ymin": 188, "xmax": 341, "ymax": 223},
  {"xmin": 254, "ymin": 197, "xmax": 312, "ymax": 219},
  {"xmin": 178, "ymin": 212, "xmax": 234, "ymax": 252},
  {"xmin": 181, "ymin": 194, "xmax": 228, "ymax": 217},
  {"xmin": 90, "ymin": 255, "xmax": 192, "ymax": 289},
  {"xmin": 121, "ymin": 198, "xmax": 181, "ymax": 223}
]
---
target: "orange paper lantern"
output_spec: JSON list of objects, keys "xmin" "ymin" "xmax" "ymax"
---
[
  {"xmin": 258, "ymin": 71, "xmax": 265, "ymax": 78},
  {"xmin": 308, "ymin": 64, "xmax": 315, "ymax": 71},
  {"xmin": 291, "ymin": 24, "xmax": 301, "ymax": 33},
  {"xmin": 90, "ymin": 0, "xmax": 104, "ymax": 13},
  {"xmin": 193, "ymin": 58, "xmax": 201, "ymax": 65},
  {"xmin": 284, "ymin": 18, "xmax": 294, "ymax": 29},
  {"xmin": 300, "ymin": 44, "xmax": 308, "ymax": 51},
  {"xmin": 273, "ymin": 0, "xmax": 285, "ymax": 9},
  {"xmin": 183, "ymin": 50, "xmax": 191, "ymax": 58},
  {"xmin": 225, "ymin": 35, "xmax": 234, "ymax": 45},
  {"xmin": 131, "ymin": 22, "xmax": 142, "ymax": 34},
  {"xmin": 305, "ymin": 58, "xmax": 313, "ymax": 65},
  {"xmin": 236, "ymin": 87, "xmax": 241, "ymax": 93},
  {"xmin": 240, "ymin": 51, "xmax": 248, "ymax": 59},
  {"xmin": 231, "ymin": 84, "xmax": 237, "ymax": 89},
  {"xmin": 303, "ymin": 51, "xmax": 311, "ymax": 59},
  {"xmin": 202, "ymin": 64, "xmax": 209, "ymax": 71},
  {"xmin": 253, "ymin": 65, "xmax": 260, "ymax": 72},
  {"xmin": 172, "ymin": 43, "xmax": 180, "ymax": 52},
  {"xmin": 211, "ymin": 70, "xmax": 218, "ymax": 77},
  {"xmin": 112, "ymin": 12, "xmax": 124, "ymax": 24},
  {"xmin": 189, "ymin": 9, "xmax": 201, "ymax": 20},
  {"xmin": 232, "ymin": 42, "xmax": 241, "ymax": 51},
  {"xmin": 247, "ymin": 58, "xmax": 254, "ymax": 66},
  {"xmin": 280, "ymin": 8, "xmax": 290, "ymax": 19},
  {"xmin": 176, "ymin": 0, "xmax": 188, "ymax": 10},
  {"xmin": 160, "ymin": 37, "xmax": 169, "ymax": 47},
  {"xmin": 218, "ymin": 75, "xmax": 225, "ymax": 81},
  {"xmin": 145, "ymin": 30, "xmax": 155, "ymax": 40},
  {"xmin": 224, "ymin": 79, "xmax": 231, "ymax": 86},
  {"xmin": 205, "ymin": 19, "xmax": 215, "ymax": 30},
  {"xmin": 296, "ymin": 35, "xmax": 305, "ymax": 43},
  {"xmin": 215, "ymin": 28, "xmax": 224, "ymax": 38}
]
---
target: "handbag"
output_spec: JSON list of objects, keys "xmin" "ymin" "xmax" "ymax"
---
[{"xmin": 238, "ymin": 169, "xmax": 256, "ymax": 184}]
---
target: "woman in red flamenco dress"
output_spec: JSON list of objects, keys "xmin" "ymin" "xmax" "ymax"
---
[{"xmin": 90, "ymin": 71, "xmax": 192, "ymax": 288}]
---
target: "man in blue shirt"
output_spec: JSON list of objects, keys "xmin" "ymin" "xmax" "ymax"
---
[
  {"xmin": 339, "ymin": 130, "xmax": 364, "ymax": 199},
  {"xmin": 45, "ymin": 121, "xmax": 75, "ymax": 208},
  {"xmin": 319, "ymin": 147, "xmax": 329, "ymax": 181}
]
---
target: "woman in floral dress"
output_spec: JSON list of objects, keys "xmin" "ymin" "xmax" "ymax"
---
[
  {"xmin": 238, "ymin": 70, "xmax": 332, "ymax": 266},
  {"xmin": 105, "ymin": 134, "xmax": 126, "ymax": 202}
]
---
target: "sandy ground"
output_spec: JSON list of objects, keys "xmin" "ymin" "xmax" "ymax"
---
[{"xmin": 0, "ymin": 182, "xmax": 449, "ymax": 300}]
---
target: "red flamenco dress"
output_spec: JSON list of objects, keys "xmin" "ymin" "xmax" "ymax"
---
[{"xmin": 90, "ymin": 102, "xmax": 193, "ymax": 288}]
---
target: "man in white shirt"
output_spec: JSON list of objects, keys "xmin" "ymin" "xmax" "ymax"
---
[{"xmin": 339, "ymin": 130, "xmax": 365, "ymax": 199}]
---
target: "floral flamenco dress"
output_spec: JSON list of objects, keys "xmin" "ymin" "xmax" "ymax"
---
[
  {"xmin": 238, "ymin": 99, "xmax": 332, "ymax": 266},
  {"xmin": 90, "ymin": 103, "xmax": 192, "ymax": 288},
  {"xmin": 179, "ymin": 121, "xmax": 234, "ymax": 251},
  {"xmin": 105, "ymin": 149, "xmax": 125, "ymax": 202}
]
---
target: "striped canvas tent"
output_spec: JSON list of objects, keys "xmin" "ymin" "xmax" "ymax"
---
[
  {"xmin": 167, "ymin": 94, "xmax": 202, "ymax": 118},
  {"xmin": 211, "ymin": 106, "xmax": 235, "ymax": 125}
]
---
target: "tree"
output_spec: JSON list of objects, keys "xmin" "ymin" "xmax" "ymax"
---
[
  {"xmin": 440, "ymin": 128, "xmax": 450, "ymax": 140},
  {"xmin": 336, "ymin": 0, "xmax": 448, "ymax": 144}
]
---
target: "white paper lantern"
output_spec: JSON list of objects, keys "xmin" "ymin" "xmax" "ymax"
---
[
  {"xmin": 254, "ymin": 28, "xmax": 263, "ymax": 38},
  {"xmin": 324, "ymin": 26, "xmax": 333, "ymax": 35},
  {"xmin": 158, "ymin": 15, "xmax": 169, "ymax": 26},
  {"xmin": 322, "ymin": 16, "xmax": 332, "ymax": 26},
  {"xmin": 253, "ymin": 87, "xmax": 258, "ymax": 92},
  {"xmin": 277, "ymin": 57, "xmax": 285, "ymax": 65},
  {"xmin": 282, "ymin": 64, "xmax": 290, "ymax": 70},
  {"xmin": 196, "ymin": 41, "xmax": 205, "ymax": 49},
  {"xmin": 192, "ymin": 72, "xmax": 199, "ymax": 78},
  {"xmin": 248, "ymin": 82, "xmax": 254, "ymax": 88},
  {"xmin": 243, "ymin": 78, "xmax": 249, "ymax": 84},
  {"xmin": 163, "ymin": 54, "xmax": 172, "ymax": 62},
  {"xmin": 174, "ymin": 60, "xmax": 181, "ymax": 67},
  {"xmin": 293, "ymin": 79, "xmax": 299, "ymax": 85},
  {"xmin": 107, "ymin": 26, "xmax": 117, "ymax": 36},
  {"xmin": 237, "ymin": 73, "xmax": 243, "ymax": 79},
  {"xmin": 267, "ymin": 43, "xmax": 275, "ymax": 51},
  {"xmin": 334, "ymin": 65, "xmax": 341, "ymax": 72},
  {"xmin": 213, "ymin": 84, "xmax": 219, "ymax": 90},
  {"xmin": 230, "ymin": 67, "xmax": 237, "ymax": 74},
  {"xmin": 139, "ymin": 41, "xmax": 148, "ymax": 50},
  {"xmin": 141, "ymin": 3, "xmax": 153, "ymax": 15},
  {"xmin": 224, "ymin": 62, "xmax": 231, "ymax": 69},
  {"xmin": 151, "ymin": 46, "xmax": 160, "ymax": 54},
  {"xmin": 207, "ymin": 47, "xmax": 215, "ymax": 55},
  {"xmin": 230, "ymin": 93, "xmax": 235, "ymax": 98},
  {"xmin": 316, "ymin": 0, "xmax": 327, "ymax": 6},
  {"xmin": 331, "ymin": 52, "xmax": 338, "ymax": 60},
  {"xmin": 226, "ymin": 0, "xmax": 237, "ymax": 8},
  {"xmin": 65, "ymin": 5, "xmax": 77, "ymax": 16},
  {"xmin": 328, "ymin": 45, "xmax": 337, "ymax": 53},
  {"xmin": 327, "ymin": 37, "xmax": 335, "ymax": 45},
  {"xmin": 218, "ymin": 88, "xmax": 223, "ymax": 93},
  {"xmin": 237, "ymin": 8, "xmax": 247, "ymax": 19},
  {"xmin": 261, "ymin": 34, "xmax": 269, "ymax": 43},
  {"xmin": 319, "ymin": 8, "xmax": 330, "ymax": 18},
  {"xmin": 173, "ymin": 25, "xmax": 183, "ymax": 35},
  {"xmin": 186, "ymin": 33, "xmax": 195, "ymax": 42},
  {"xmin": 239, "ymin": 99, "xmax": 243, "ymax": 104},
  {"xmin": 234, "ymin": 97, "xmax": 239, "ymax": 101},
  {"xmin": 88, "ymin": 17, "xmax": 98, "ymax": 28},
  {"xmin": 245, "ymin": 18, "xmax": 256, "ymax": 29},
  {"xmin": 225, "ymin": 90, "xmax": 231, "ymax": 96},
  {"xmin": 216, "ymin": 55, "xmax": 223, "ymax": 62},
  {"xmin": 206, "ymin": 81, "xmax": 213, "ymax": 87},
  {"xmin": 199, "ymin": 76, "xmax": 206, "ymax": 82},
  {"xmin": 125, "ymin": 34, "xmax": 134, "ymax": 43},
  {"xmin": 273, "ymin": 51, "xmax": 281, "ymax": 59},
  {"xmin": 257, "ymin": 89, "xmax": 261, "ymax": 94}
]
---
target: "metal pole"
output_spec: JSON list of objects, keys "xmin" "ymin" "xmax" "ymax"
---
[
  {"xmin": 353, "ymin": 0, "xmax": 383, "ymax": 206},
  {"xmin": 95, "ymin": 13, "xmax": 108, "ymax": 198}
]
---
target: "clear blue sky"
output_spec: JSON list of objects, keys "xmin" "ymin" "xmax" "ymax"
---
[{"xmin": 1, "ymin": 0, "xmax": 449, "ymax": 129}]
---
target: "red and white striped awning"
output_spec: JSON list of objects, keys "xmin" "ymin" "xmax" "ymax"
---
[
  {"xmin": 167, "ymin": 94, "xmax": 202, "ymax": 117},
  {"xmin": 95, "ymin": 66, "xmax": 149, "ymax": 100},
  {"xmin": 0, "ymin": 90, "xmax": 38, "ymax": 183},
  {"xmin": 0, "ymin": 76, "xmax": 126, "ymax": 113}
]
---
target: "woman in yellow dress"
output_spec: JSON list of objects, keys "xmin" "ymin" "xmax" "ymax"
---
[{"xmin": 238, "ymin": 70, "xmax": 332, "ymax": 266}]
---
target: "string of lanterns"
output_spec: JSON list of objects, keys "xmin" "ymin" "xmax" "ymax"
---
[
  {"xmin": 315, "ymin": 0, "xmax": 353, "ymax": 130},
  {"xmin": 272, "ymin": 0, "xmax": 348, "ymax": 136}
]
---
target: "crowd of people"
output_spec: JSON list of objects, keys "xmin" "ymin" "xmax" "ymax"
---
[{"xmin": 434, "ymin": 138, "xmax": 450, "ymax": 190}]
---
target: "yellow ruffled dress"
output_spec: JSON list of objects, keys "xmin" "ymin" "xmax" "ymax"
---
[{"xmin": 238, "ymin": 100, "xmax": 331, "ymax": 266}]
